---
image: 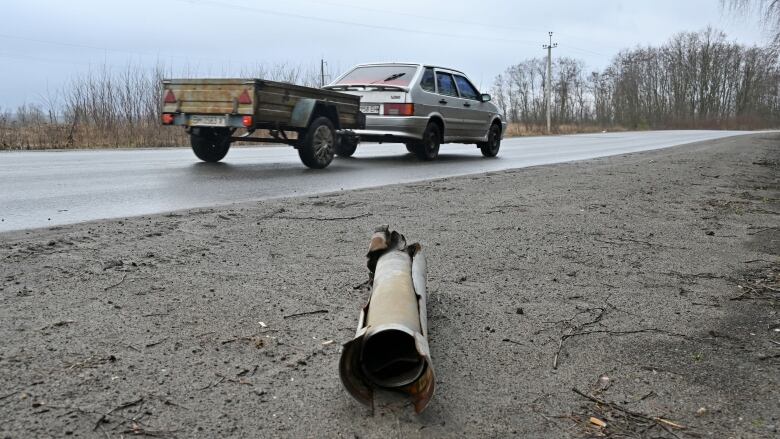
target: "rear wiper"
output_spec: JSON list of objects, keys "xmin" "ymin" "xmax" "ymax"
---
[{"xmin": 371, "ymin": 72, "xmax": 406, "ymax": 84}]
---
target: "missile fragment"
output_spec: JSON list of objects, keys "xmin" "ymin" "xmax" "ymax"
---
[{"xmin": 339, "ymin": 226, "xmax": 435, "ymax": 413}]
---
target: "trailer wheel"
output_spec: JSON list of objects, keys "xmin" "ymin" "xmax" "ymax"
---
[
  {"xmin": 405, "ymin": 143, "xmax": 415, "ymax": 153},
  {"xmin": 335, "ymin": 135, "xmax": 359, "ymax": 158},
  {"xmin": 190, "ymin": 127, "xmax": 231, "ymax": 162},
  {"xmin": 298, "ymin": 117, "xmax": 336, "ymax": 169}
]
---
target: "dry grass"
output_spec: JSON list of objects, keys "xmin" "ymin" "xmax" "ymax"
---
[
  {"xmin": 0, "ymin": 121, "xmax": 189, "ymax": 150},
  {"xmin": 503, "ymin": 123, "xmax": 629, "ymax": 138}
]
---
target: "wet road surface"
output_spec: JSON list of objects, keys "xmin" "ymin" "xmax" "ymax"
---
[{"xmin": 0, "ymin": 130, "xmax": 757, "ymax": 232}]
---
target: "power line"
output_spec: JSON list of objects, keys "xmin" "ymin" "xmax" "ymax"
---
[
  {"xmin": 0, "ymin": 33, "xmax": 242, "ymax": 66},
  {"xmin": 557, "ymin": 44, "xmax": 611, "ymax": 58},
  {"xmin": 291, "ymin": 0, "xmax": 549, "ymax": 35},
  {"xmin": 287, "ymin": 0, "xmax": 628, "ymax": 51},
  {"xmin": 176, "ymin": 0, "xmax": 540, "ymax": 46},
  {"xmin": 0, "ymin": 50, "xmax": 111, "ymax": 68},
  {"xmin": 0, "ymin": 33, "xmax": 163, "ymax": 60},
  {"xmin": 1, "ymin": 3, "xmax": 614, "ymax": 68}
]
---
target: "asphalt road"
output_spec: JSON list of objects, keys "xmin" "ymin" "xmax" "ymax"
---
[{"xmin": 0, "ymin": 130, "xmax": 757, "ymax": 232}]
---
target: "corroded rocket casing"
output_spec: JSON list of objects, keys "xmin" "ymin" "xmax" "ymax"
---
[{"xmin": 339, "ymin": 226, "xmax": 435, "ymax": 413}]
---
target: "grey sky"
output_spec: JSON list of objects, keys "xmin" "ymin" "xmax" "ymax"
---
[{"xmin": 0, "ymin": 0, "xmax": 770, "ymax": 109}]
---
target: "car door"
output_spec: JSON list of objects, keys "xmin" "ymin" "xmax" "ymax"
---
[
  {"xmin": 453, "ymin": 74, "xmax": 491, "ymax": 139},
  {"xmin": 434, "ymin": 70, "xmax": 467, "ymax": 139}
]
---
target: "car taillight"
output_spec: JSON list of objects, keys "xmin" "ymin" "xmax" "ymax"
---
[
  {"xmin": 161, "ymin": 113, "xmax": 175, "ymax": 125},
  {"xmin": 163, "ymin": 90, "xmax": 177, "ymax": 104},
  {"xmin": 242, "ymin": 115, "xmax": 254, "ymax": 127},
  {"xmin": 384, "ymin": 103, "xmax": 414, "ymax": 116},
  {"xmin": 238, "ymin": 90, "xmax": 252, "ymax": 105}
]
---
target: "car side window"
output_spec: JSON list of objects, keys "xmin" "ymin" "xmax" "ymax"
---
[
  {"xmin": 436, "ymin": 72, "xmax": 458, "ymax": 97},
  {"xmin": 420, "ymin": 68, "xmax": 435, "ymax": 92},
  {"xmin": 454, "ymin": 75, "xmax": 480, "ymax": 100}
]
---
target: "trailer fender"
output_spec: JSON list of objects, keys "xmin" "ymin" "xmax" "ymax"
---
[{"xmin": 290, "ymin": 99, "xmax": 341, "ymax": 129}]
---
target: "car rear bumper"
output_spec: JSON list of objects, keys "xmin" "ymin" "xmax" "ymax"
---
[{"xmin": 353, "ymin": 115, "xmax": 428, "ymax": 142}]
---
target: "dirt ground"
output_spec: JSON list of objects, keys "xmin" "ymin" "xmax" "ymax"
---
[{"xmin": 0, "ymin": 134, "xmax": 778, "ymax": 438}]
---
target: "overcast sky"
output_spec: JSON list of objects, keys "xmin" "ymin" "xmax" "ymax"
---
[{"xmin": 0, "ymin": 0, "xmax": 772, "ymax": 109}]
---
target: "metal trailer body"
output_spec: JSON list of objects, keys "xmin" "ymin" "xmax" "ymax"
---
[{"xmin": 160, "ymin": 78, "xmax": 365, "ymax": 169}]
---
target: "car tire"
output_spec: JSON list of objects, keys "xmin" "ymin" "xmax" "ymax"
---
[
  {"xmin": 190, "ymin": 127, "xmax": 231, "ymax": 162},
  {"xmin": 335, "ymin": 135, "xmax": 359, "ymax": 158},
  {"xmin": 413, "ymin": 123, "xmax": 441, "ymax": 161},
  {"xmin": 478, "ymin": 123, "xmax": 501, "ymax": 158},
  {"xmin": 298, "ymin": 116, "xmax": 336, "ymax": 169}
]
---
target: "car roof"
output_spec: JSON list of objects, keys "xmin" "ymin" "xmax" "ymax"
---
[{"xmin": 352, "ymin": 62, "xmax": 467, "ymax": 76}]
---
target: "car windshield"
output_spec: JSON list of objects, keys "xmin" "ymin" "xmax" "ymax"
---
[{"xmin": 335, "ymin": 66, "xmax": 418, "ymax": 86}]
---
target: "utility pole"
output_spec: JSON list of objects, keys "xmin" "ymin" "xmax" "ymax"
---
[
  {"xmin": 320, "ymin": 59, "xmax": 327, "ymax": 88},
  {"xmin": 543, "ymin": 32, "xmax": 557, "ymax": 134}
]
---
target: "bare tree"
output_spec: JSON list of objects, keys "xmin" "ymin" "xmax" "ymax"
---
[{"xmin": 724, "ymin": 0, "xmax": 780, "ymax": 47}]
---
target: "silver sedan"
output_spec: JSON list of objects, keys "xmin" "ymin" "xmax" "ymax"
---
[{"xmin": 324, "ymin": 63, "xmax": 506, "ymax": 160}]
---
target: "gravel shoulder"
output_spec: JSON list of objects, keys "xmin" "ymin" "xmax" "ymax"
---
[{"xmin": 1, "ymin": 133, "xmax": 778, "ymax": 438}]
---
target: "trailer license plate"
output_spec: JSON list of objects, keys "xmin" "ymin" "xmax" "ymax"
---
[
  {"xmin": 190, "ymin": 115, "xmax": 227, "ymax": 127},
  {"xmin": 360, "ymin": 105, "xmax": 380, "ymax": 115}
]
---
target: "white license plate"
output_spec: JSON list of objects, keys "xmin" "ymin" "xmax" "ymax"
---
[
  {"xmin": 190, "ymin": 115, "xmax": 227, "ymax": 127},
  {"xmin": 360, "ymin": 105, "xmax": 380, "ymax": 115}
]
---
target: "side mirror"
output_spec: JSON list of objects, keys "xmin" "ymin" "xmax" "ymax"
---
[{"xmin": 480, "ymin": 94, "xmax": 492, "ymax": 102}]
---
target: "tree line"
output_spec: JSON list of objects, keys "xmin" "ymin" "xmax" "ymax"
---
[{"xmin": 491, "ymin": 28, "xmax": 780, "ymax": 131}]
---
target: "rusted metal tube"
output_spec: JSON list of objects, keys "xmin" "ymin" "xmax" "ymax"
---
[{"xmin": 339, "ymin": 226, "xmax": 435, "ymax": 413}]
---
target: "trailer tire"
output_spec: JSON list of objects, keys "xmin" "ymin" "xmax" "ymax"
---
[
  {"xmin": 298, "ymin": 117, "xmax": 336, "ymax": 169},
  {"xmin": 335, "ymin": 135, "xmax": 358, "ymax": 158},
  {"xmin": 405, "ymin": 143, "xmax": 416, "ymax": 153},
  {"xmin": 190, "ymin": 127, "xmax": 231, "ymax": 162}
]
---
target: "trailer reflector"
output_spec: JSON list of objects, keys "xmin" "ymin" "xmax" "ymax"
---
[
  {"xmin": 163, "ymin": 90, "xmax": 177, "ymax": 104},
  {"xmin": 238, "ymin": 89, "xmax": 252, "ymax": 105},
  {"xmin": 161, "ymin": 113, "xmax": 175, "ymax": 125},
  {"xmin": 242, "ymin": 115, "xmax": 254, "ymax": 127}
]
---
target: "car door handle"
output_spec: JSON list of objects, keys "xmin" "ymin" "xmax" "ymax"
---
[
  {"xmin": 439, "ymin": 99, "xmax": 448, "ymax": 105},
  {"xmin": 463, "ymin": 102, "xmax": 471, "ymax": 108}
]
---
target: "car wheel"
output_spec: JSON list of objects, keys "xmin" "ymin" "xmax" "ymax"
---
[
  {"xmin": 413, "ymin": 123, "xmax": 441, "ymax": 161},
  {"xmin": 298, "ymin": 116, "xmax": 336, "ymax": 169},
  {"xmin": 335, "ymin": 135, "xmax": 359, "ymax": 158},
  {"xmin": 190, "ymin": 127, "xmax": 231, "ymax": 162},
  {"xmin": 478, "ymin": 123, "xmax": 501, "ymax": 158}
]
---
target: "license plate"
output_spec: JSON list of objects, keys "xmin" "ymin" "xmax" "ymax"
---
[
  {"xmin": 360, "ymin": 105, "xmax": 380, "ymax": 115},
  {"xmin": 189, "ymin": 115, "xmax": 227, "ymax": 127}
]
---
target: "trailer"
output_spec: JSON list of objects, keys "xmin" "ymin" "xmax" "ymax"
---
[{"xmin": 161, "ymin": 79, "xmax": 364, "ymax": 169}]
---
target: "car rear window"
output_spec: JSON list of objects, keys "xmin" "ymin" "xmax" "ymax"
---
[
  {"xmin": 436, "ymin": 72, "xmax": 458, "ymax": 97},
  {"xmin": 420, "ymin": 68, "xmax": 435, "ymax": 92},
  {"xmin": 335, "ymin": 66, "xmax": 418, "ymax": 86}
]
